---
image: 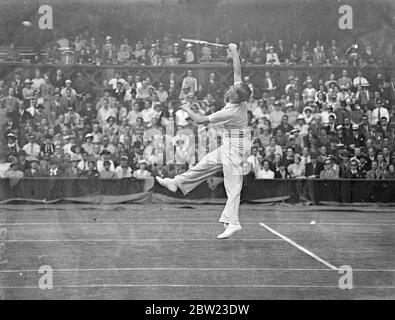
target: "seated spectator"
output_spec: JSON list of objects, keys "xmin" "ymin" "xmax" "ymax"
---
[
  {"xmin": 320, "ymin": 157, "xmax": 339, "ymax": 179},
  {"xmin": 133, "ymin": 159, "xmax": 151, "ymax": 178},
  {"xmin": 287, "ymin": 154, "xmax": 305, "ymax": 178},
  {"xmin": 100, "ymin": 159, "xmax": 118, "ymax": 179},
  {"xmin": 265, "ymin": 46, "xmax": 280, "ymax": 65},
  {"xmin": 385, "ymin": 164, "xmax": 395, "ymax": 179},
  {"xmin": 255, "ymin": 159, "xmax": 275, "ymax": 179},
  {"xmin": 63, "ymin": 155, "xmax": 83, "ymax": 177},
  {"xmin": 22, "ymin": 133, "xmax": 41, "ymax": 158},
  {"xmin": 24, "ymin": 157, "xmax": 42, "ymax": 177},
  {"xmin": 366, "ymin": 160, "xmax": 386, "ymax": 179},
  {"xmin": 82, "ymin": 160, "xmax": 99, "ymax": 178}
]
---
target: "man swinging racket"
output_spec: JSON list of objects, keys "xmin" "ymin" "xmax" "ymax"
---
[{"xmin": 156, "ymin": 43, "xmax": 252, "ymax": 239}]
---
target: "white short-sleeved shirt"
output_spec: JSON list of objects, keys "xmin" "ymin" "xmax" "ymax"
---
[{"xmin": 208, "ymin": 101, "xmax": 247, "ymax": 130}]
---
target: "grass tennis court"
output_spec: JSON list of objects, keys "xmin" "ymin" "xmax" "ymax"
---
[{"xmin": 0, "ymin": 203, "xmax": 394, "ymax": 299}]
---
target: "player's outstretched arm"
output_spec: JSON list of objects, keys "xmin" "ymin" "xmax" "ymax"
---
[
  {"xmin": 228, "ymin": 43, "xmax": 242, "ymax": 83},
  {"xmin": 181, "ymin": 104, "xmax": 210, "ymax": 124}
]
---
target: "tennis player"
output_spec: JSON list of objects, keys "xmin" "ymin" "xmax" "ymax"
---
[{"xmin": 156, "ymin": 43, "xmax": 251, "ymax": 239}]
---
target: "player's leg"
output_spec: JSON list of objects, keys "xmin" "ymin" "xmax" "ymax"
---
[
  {"xmin": 156, "ymin": 145, "xmax": 223, "ymax": 195},
  {"xmin": 217, "ymin": 139, "xmax": 244, "ymax": 239}
]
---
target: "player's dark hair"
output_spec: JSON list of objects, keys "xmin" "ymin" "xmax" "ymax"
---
[{"xmin": 235, "ymin": 82, "xmax": 252, "ymax": 103}]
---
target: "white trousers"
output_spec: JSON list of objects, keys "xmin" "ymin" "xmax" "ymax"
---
[{"xmin": 174, "ymin": 134, "xmax": 247, "ymax": 226}]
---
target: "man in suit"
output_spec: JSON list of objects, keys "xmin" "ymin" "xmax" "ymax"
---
[
  {"xmin": 342, "ymin": 159, "xmax": 363, "ymax": 179},
  {"xmin": 346, "ymin": 124, "xmax": 366, "ymax": 148},
  {"xmin": 366, "ymin": 160, "xmax": 385, "ymax": 179},
  {"xmin": 24, "ymin": 157, "xmax": 43, "ymax": 177},
  {"xmin": 4, "ymin": 88, "xmax": 19, "ymax": 113},
  {"xmin": 320, "ymin": 157, "xmax": 339, "ymax": 179},
  {"xmin": 305, "ymin": 153, "xmax": 324, "ymax": 178},
  {"xmin": 60, "ymin": 88, "xmax": 78, "ymax": 111},
  {"xmin": 52, "ymin": 69, "xmax": 66, "ymax": 90},
  {"xmin": 63, "ymin": 155, "xmax": 82, "ymax": 178},
  {"xmin": 276, "ymin": 39, "xmax": 288, "ymax": 63}
]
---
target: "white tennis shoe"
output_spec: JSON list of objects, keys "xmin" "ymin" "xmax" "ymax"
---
[
  {"xmin": 155, "ymin": 176, "xmax": 178, "ymax": 193},
  {"xmin": 217, "ymin": 224, "xmax": 242, "ymax": 239}
]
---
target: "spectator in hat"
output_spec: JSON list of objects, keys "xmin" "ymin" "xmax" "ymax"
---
[
  {"xmin": 24, "ymin": 157, "xmax": 42, "ymax": 177},
  {"xmin": 60, "ymin": 87, "xmax": 78, "ymax": 112},
  {"xmin": 5, "ymin": 133, "xmax": 20, "ymax": 158},
  {"xmin": 182, "ymin": 43, "xmax": 194, "ymax": 64},
  {"xmin": 22, "ymin": 79, "xmax": 35, "ymax": 101},
  {"xmin": 305, "ymin": 152, "xmax": 323, "ymax": 179},
  {"xmin": 60, "ymin": 80, "xmax": 77, "ymax": 97},
  {"xmin": 63, "ymin": 155, "xmax": 83, "ymax": 178},
  {"xmin": 133, "ymin": 159, "xmax": 151, "ymax": 179},
  {"xmin": 265, "ymin": 46, "xmax": 280, "ymax": 65},
  {"xmin": 294, "ymin": 114, "xmax": 308, "ymax": 137},
  {"xmin": 270, "ymin": 101, "xmax": 284, "ymax": 129},
  {"xmin": 346, "ymin": 124, "xmax": 366, "ymax": 148},
  {"xmin": 274, "ymin": 161, "xmax": 290, "ymax": 179},
  {"xmin": 113, "ymin": 156, "xmax": 131, "ymax": 179},
  {"xmin": 102, "ymin": 36, "xmax": 116, "ymax": 63}
]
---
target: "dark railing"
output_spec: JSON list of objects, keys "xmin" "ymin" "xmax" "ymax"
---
[{"xmin": 1, "ymin": 177, "xmax": 395, "ymax": 204}]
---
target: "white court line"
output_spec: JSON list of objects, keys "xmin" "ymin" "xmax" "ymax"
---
[
  {"xmin": 260, "ymin": 223, "xmax": 340, "ymax": 271},
  {"xmin": 1, "ymin": 238, "xmax": 282, "ymax": 243},
  {"xmin": 0, "ymin": 267, "xmax": 394, "ymax": 273},
  {"xmin": 1, "ymin": 284, "xmax": 394, "ymax": 289},
  {"xmin": 2, "ymin": 222, "xmax": 395, "ymax": 226}
]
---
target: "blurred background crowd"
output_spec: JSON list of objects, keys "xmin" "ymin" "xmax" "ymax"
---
[{"xmin": 1, "ymin": 66, "xmax": 395, "ymax": 181}]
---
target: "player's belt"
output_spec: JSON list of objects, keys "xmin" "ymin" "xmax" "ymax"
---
[{"xmin": 224, "ymin": 131, "xmax": 244, "ymax": 138}]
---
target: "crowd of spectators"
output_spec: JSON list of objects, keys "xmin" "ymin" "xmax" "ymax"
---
[
  {"xmin": 2, "ymin": 33, "xmax": 386, "ymax": 66},
  {"xmin": 1, "ymin": 66, "xmax": 395, "ymax": 182}
]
